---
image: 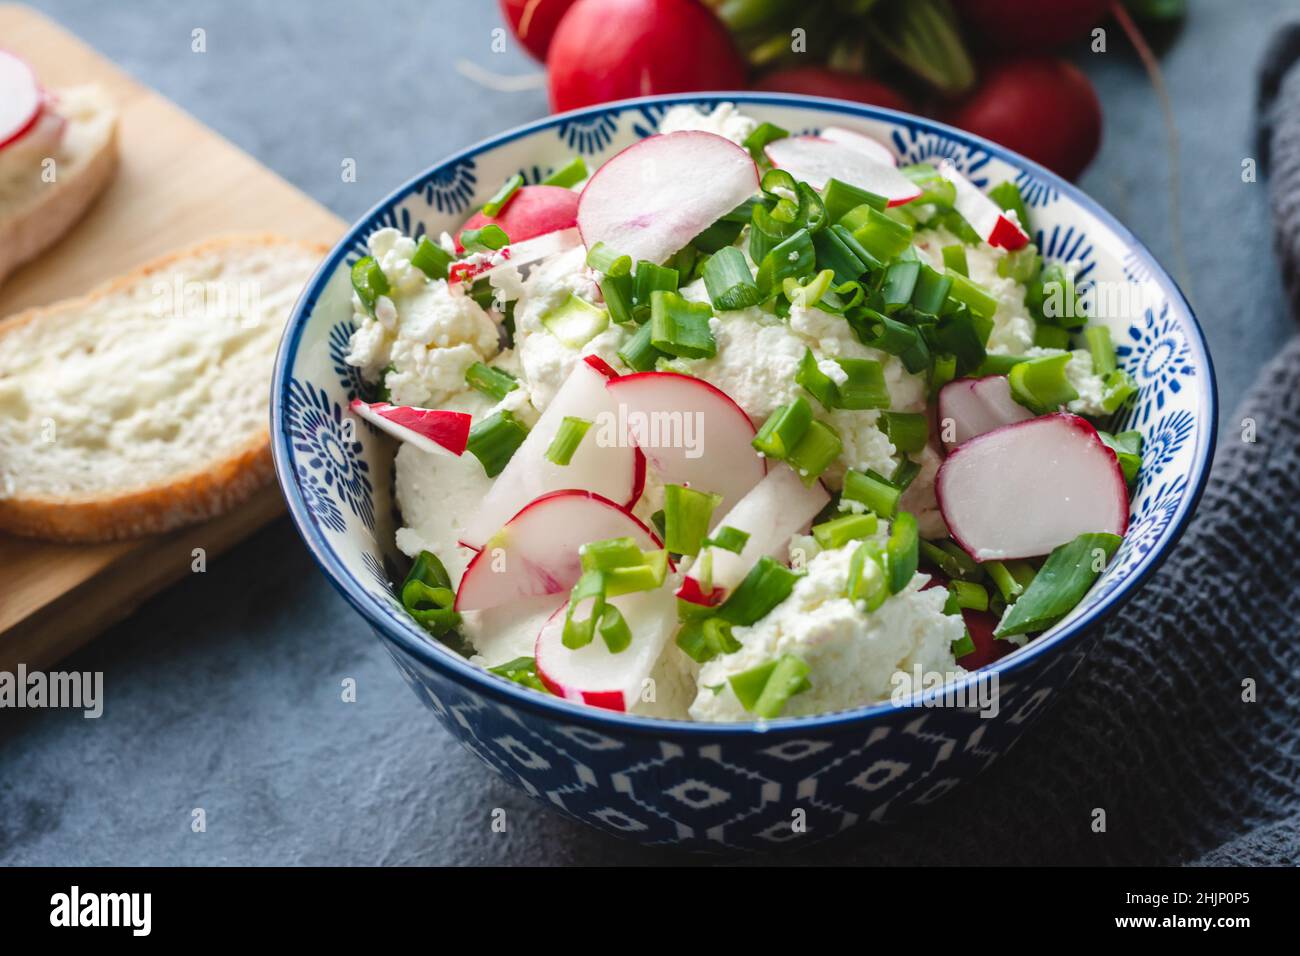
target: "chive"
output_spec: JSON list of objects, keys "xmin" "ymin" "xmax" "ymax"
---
[
  {"xmin": 848, "ymin": 206, "xmax": 913, "ymax": 261},
  {"xmin": 942, "ymin": 244, "xmax": 968, "ymax": 277},
  {"xmin": 911, "ymin": 264, "xmax": 953, "ymax": 315},
  {"xmin": 812, "ymin": 513, "xmax": 878, "ymax": 550},
  {"xmin": 601, "ymin": 271, "xmax": 635, "ymax": 326},
  {"xmin": 597, "ymin": 603, "xmax": 632, "ymax": 653},
  {"xmin": 586, "ymin": 241, "xmax": 631, "ymax": 275},
  {"xmin": 664, "ymin": 484, "xmax": 723, "ymax": 556},
  {"xmin": 1008, "ymin": 353, "xmax": 1078, "ymax": 414},
  {"xmin": 995, "ymin": 532, "xmax": 1122, "ymax": 637},
  {"xmin": 702, "ymin": 246, "xmax": 763, "ymax": 311},
  {"xmin": 756, "ymin": 228, "xmax": 815, "ymax": 293},
  {"xmin": 842, "ymin": 468, "xmax": 901, "ymax": 519},
  {"xmin": 742, "ymin": 121, "xmax": 789, "ymax": 163},
  {"xmin": 649, "ymin": 290, "xmax": 715, "ymax": 359},
  {"xmin": 467, "ymin": 410, "xmax": 529, "ymax": 477},
  {"xmin": 1101, "ymin": 369, "xmax": 1138, "ymax": 413},
  {"xmin": 411, "ymin": 237, "xmax": 453, "ymax": 281},
  {"xmin": 783, "ymin": 269, "xmax": 835, "ymax": 309},
  {"xmin": 988, "ymin": 180, "xmax": 1030, "ymax": 233},
  {"xmin": 617, "ymin": 321, "xmax": 664, "ymax": 371},
  {"xmin": 847, "ymin": 540, "xmax": 889, "ymax": 610},
  {"xmin": 605, "ymin": 550, "xmax": 669, "ymax": 597},
  {"xmin": 541, "ymin": 293, "xmax": 609, "ymax": 348},
  {"xmin": 728, "ymin": 660, "xmax": 775, "ymax": 711},
  {"xmin": 752, "ymin": 396, "xmax": 813, "ymax": 459},
  {"xmin": 541, "ymin": 156, "xmax": 587, "ymax": 188},
  {"xmin": 580, "ymin": 536, "xmax": 645, "ymax": 572},
  {"xmin": 632, "ymin": 260, "xmax": 679, "ymax": 315},
  {"xmin": 545, "ymin": 416, "xmax": 592, "ymax": 466},
  {"xmin": 703, "ymin": 525, "xmax": 750, "ymax": 555},
  {"xmin": 400, "ymin": 550, "xmax": 460, "ymax": 636},
  {"xmin": 796, "ymin": 348, "xmax": 838, "ymax": 410},
  {"xmin": 823, "ymin": 177, "xmax": 887, "ymax": 223},
  {"xmin": 997, "ymin": 244, "xmax": 1041, "ymax": 283},
  {"xmin": 482, "ymin": 173, "xmax": 523, "ymax": 218},
  {"xmin": 885, "ymin": 511, "xmax": 919, "ymax": 594},
  {"xmin": 949, "ymin": 579, "xmax": 989, "ymax": 611},
  {"xmin": 1084, "ymin": 325, "xmax": 1118, "ymax": 376},
  {"xmin": 460, "ymin": 224, "xmax": 510, "ymax": 253},
  {"xmin": 881, "ymin": 260, "xmax": 921, "ymax": 308},
  {"xmin": 830, "ymin": 223, "xmax": 882, "ymax": 272},
  {"xmin": 899, "ymin": 162, "xmax": 956, "ymax": 207},
  {"xmin": 925, "ymin": 307, "xmax": 989, "ymax": 377},
  {"xmin": 787, "ymin": 419, "xmax": 843, "ymax": 483},
  {"xmin": 880, "ymin": 411, "xmax": 929, "ymax": 454},
  {"xmin": 839, "ymin": 358, "xmax": 891, "ymax": 410},
  {"xmin": 465, "ymin": 361, "xmax": 517, "ymax": 401},
  {"xmin": 1033, "ymin": 324, "xmax": 1072, "ymax": 350},
  {"xmin": 562, "ymin": 569, "xmax": 607, "ymax": 649},
  {"xmin": 985, "ymin": 560, "xmax": 1024, "ymax": 604},
  {"xmin": 849, "ymin": 309, "xmax": 931, "ymax": 374},
  {"xmin": 945, "ymin": 270, "xmax": 998, "ymax": 320},
  {"xmin": 718, "ymin": 556, "xmax": 801, "ymax": 626},
  {"xmin": 676, "ymin": 616, "xmax": 740, "ymax": 663},
  {"xmin": 486, "ymin": 656, "xmax": 549, "ymax": 694},
  {"xmin": 751, "ymin": 655, "xmax": 812, "ymax": 718},
  {"xmin": 812, "ymin": 227, "xmax": 869, "ymax": 285},
  {"xmin": 351, "ymin": 255, "xmax": 389, "ymax": 313},
  {"xmin": 1098, "ymin": 429, "xmax": 1143, "ymax": 484}
]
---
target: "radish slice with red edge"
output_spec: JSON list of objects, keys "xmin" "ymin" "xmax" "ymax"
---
[
  {"xmin": 577, "ymin": 131, "xmax": 760, "ymax": 265},
  {"xmin": 819, "ymin": 126, "xmax": 897, "ymax": 166},
  {"xmin": 455, "ymin": 185, "xmax": 579, "ymax": 251},
  {"xmin": 936, "ymin": 412, "xmax": 1128, "ymax": 561},
  {"xmin": 455, "ymin": 490, "xmax": 662, "ymax": 612},
  {"xmin": 459, "ymin": 355, "xmax": 645, "ymax": 550},
  {"xmin": 0, "ymin": 50, "xmax": 43, "ymax": 150},
  {"xmin": 937, "ymin": 375, "xmax": 1035, "ymax": 450},
  {"xmin": 678, "ymin": 464, "xmax": 829, "ymax": 606},
  {"xmin": 764, "ymin": 136, "xmax": 921, "ymax": 206},
  {"xmin": 448, "ymin": 227, "xmax": 582, "ymax": 286},
  {"xmin": 921, "ymin": 576, "xmax": 1010, "ymax": 671},
  {"xmin": 535, "ymin": 585, "xmax": 678, "ymax": 712},
  {"xmin": 938, "ymin": 161, "xmax": 1030, "ymax": 250},
  {"xmin": 350, "ymin": 400, "xmax": 471, "ymax": 457},
  {"xmin": 604, "ymin": 370, "xmax": 765, "ymax": 516}
]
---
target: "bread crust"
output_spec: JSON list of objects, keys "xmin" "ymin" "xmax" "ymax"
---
[{"xmin": 0, "ymin": 235, "xmax": 329, "ymax": 543}]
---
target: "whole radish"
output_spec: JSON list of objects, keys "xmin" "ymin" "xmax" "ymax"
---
[
  {"xmin": 547, "ymin": 0, "xmax": 747, "ymax": 112},
  {"xmin": 941, "ymin": 57, "xmax": 1102, "ymax": 180},
  {"xmin": 499, "ymin": 0, "xmax": 578, "ymax": 62},
  {"xmin": 753, "ymin": 66, "xmax": 913, "ymax": 113},
  {"xmin": 951, "ymin": 0, "xmax": 1111, "ymax": 51}
]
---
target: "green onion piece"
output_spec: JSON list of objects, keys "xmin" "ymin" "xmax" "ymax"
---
[
  {"xmin": 718, "ymin": 556, "xmax": 801, "ymax": 626},
  {"xmin": 751, "ymin": 654, "xmax": 812, "ymax": 718},
  {"xmin": 881, "ymin": 260, "xmax": 921, "ymax": 308},
  {"xmin": 942, "ymin": 244, "xmax": 968, "ymax": 277},
  {"xmin": 756, "ymin": 228, "xmax": 815, "ymax": 293},
  {"xmin": 400, "ymin": 550, "xmax": 461, "ymax": 636},
  {"xmin": 919, "ymin": 539, "xmax": 971, "ymax": 582},
  {"xmin": 975, "ymin": 353, "xmax": 1034, "ymax": 376},
  {"xmin": 351, "ymin": 256, "xmax": 389, "ymax": 313},
  {"xmin": 847, "ymin": 540, "xmax": 889, "ymax": 611},
  {"xmin": 1027, "ymin": 263, "xmax": 1085, "ymax": 329},
  {"xmin": 411, "ymin": 237, "xmax": 453, "ymax": 281},
  {"xmin": 823, "ymin": 177, "xmax": 887, "ymax": 223},
  {"xmin": 691, "ymin": 217, "xmax": 746, "ymax": 254},
  {"xmin": 664, "ymin": 484, "xmax": 723, "ymax": 556},
  {"xmin": 796, "ymin": 348, "xmax": 838, "ymax": 410},
  {"xmin": 880, "ymin": 411, "xmax": 929, "ymax": 454},
  {"xmin": 1009, "ymin": 559, "xmax": 1038, "ymax": 591},
  {"xmin": 838, "ymin": 358, "xmax": 891, "ymax": 410},
  {"xmin": 617, "ymin": 321, "xmax": 664, "ymax": 371},
  {"xmin": 1033, "ymin": 324, "xmax": 1072, "ymax": 350},
  {"xmin": 581, "ymin": 536, "xmax": 645, "ymax": 572},
  {"xmin": 945, "ymin": 270, "xmax": 999, "ymax": 320},
  {"xmin": 885, "ymin": 511, "xmax": 919, "ymax": 594},
  {"xmin": 988, "ymin": 180, "xmax": 1030, "ymax": 233},
  {"xmin": 601, "ymin": 271, "xmax": 635, "ymax": 326},
  {"xmin": 783, "ymin": 268, "xmax": 835, "ymax": 309},
  {"xmin": 704, "ymin": 526, "xmax": 750, "ymax": 554},
  {"xmin": 702, "ymin": 246, "xmax": 763, "ymax": 311},
  {"xmin": 728, "ymin": 659, "xmax": 775, "ymax": 712},
  {"xmin": 949, "ymin": 579, "xmax": 989, "ymax": 611},
  {"xmin": 848, "ymin": 206, "xmax": 913, "ymax": 261},
  {"xmin": 562, "ymin": 569, "xmax": 607, "ymax": 649},
  {"xmin": 926, "ymin": 306, "xmax": 989, "ymax": 377},
  {"xmin": 1084, "ymin": 324, "xmax": 1118, "ymax": 376},
  {"xmin": 482, "ymin": 173, "xmax": 523, "ymax": 218},
  {"xmin": 1098, "ymin": 429, "xmax": 1143, "ymax": 485},
  {"xmin": 1008, "ymin": 352, "xmax": 1078, "ymax": 414},
  {"xmin": 951, "ymin": 630, "xmax": 976, "ymax": 658},
  {"xmin": 742, "ymin": 121, "xmax": 789, "ymax": 163},
  {"xmin": 937, "ymin": 539, "xmax": 982, "ymax": 579},
  {"xmin": 937, "ymin": 208, "xmax": 983, "ymax": 244},
  {"xmin": 586, "ymin": 241, "xmax": 632, "ymax": 275},
  {"xmin": 540, "ymin": 293, "xmax": 609, "ymax": 348},
  {"xmin": 649, "ymin": 290, "xmax": 715, "ymax": 358},
  {"xmin": 842, "ymin": 468, "xmax": 901, "ymax": 519},
  {"xmin": 598, "ymin": 603, "xmax": 632, "ymax": 653},
  {"xmin": 899, "ymin": 162, "xmax": 957, "ymax": 207},
  {"xmin": 467, "ymin": 410, "xmax": 529, "ymax": 477},
  {"xmin": 995, "ymin": 532, "xmax": 1122, "ymax": 637},
  {"xmin": 848, "ymin": 309, "xmax": 931, "ymax": 374},
  {"xmin": 752, "ymin": 396, "xmax": 813, "ymax": 460},
  {"xmin": 812, "ymin": 227, "xmax": 869, "ymax": 285},
  {"xmin": 545, "ymin": 416, "xmax": 592, "ymax": 466},
  {"xmin": 486, "ymin": 656, "xmax": 549, "ymax": 693},
  {"xmin": 676, "ymin": 616, "xmax": 740, "ymax": 663},
  {"xmin": 605, "ymin": 550, "xmax": 669, "ymax": 597},
  {"xmin": 1101, "ymin": 369, "xmax": 1138, "ymax": 413},
  {"xmin": 541, "ymin": 156, "xmax": 587, "ymax": 188},
  {"xmin": 929, "ymin": 352, "xmax": 958, "ymax": 400},
  {"xmin": 787, "ymin": 419, "xmax": 843, "ymax": 484},
  {"xmin": 985, "ymin": 560, "xmax": 1025, "ymax": 604},
  {"xmin": 812, "ymin": 513, "xmax": 878, "ymax": 550},
  {"xmin": 460, "ymin": 224, "xmax": 510, "ymax": 253},
  {"xmin": 998, "ymin": 244, "xmax": 1041, "ymax": 283},
  {"xmin": 632, "ymin": 261, "xmax": 679, "ymax": 319},
  {"xmin": 465, "ymin": 361, "xmax": 518, "ymax": 401},
  {"xmin": 911, "ymin": 264, "xmax": 953, "ymax": 315}
]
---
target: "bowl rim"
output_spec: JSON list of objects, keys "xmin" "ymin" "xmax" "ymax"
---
[{"xmin": 271, "ymin": 91, "xmax": 1218, "ymax": 738}]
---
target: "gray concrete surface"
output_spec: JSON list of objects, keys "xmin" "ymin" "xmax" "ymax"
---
[{"xmin": 1, "ymin": 0, "xmax": 1293, "ymax": 866}]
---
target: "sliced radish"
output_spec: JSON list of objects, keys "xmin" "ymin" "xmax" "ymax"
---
[
  {"xmin": 455, "ymin": 490, "xmax": 662, "ymax": 612},
  {"xmin": 535, "ymin": 586, "xmax": 678, "ymax": 712},
  {"xmin": 764, "ymin": 136, "xmax": 921, "ymax": 206},
  {"xmin": 938, "ymin": 161, "xmax": 1030, "ymax": 250},
  {"xmin": 604, "ymin": 371, "xmax": 765, "ymax": 515},
  {"xmin": 678, "ymin": 465, "xmax": 828, "ymax": 606},
  {"xmin": 936, "ymin": 413, "xmax": 1128, "ymax": 562},
  {"xmin": 0, "ymin": 50, "xmax": 42, "ymax": 151},
  {"xmin": 460, "ymin": 356, "xmax": 645, "ymax": 550},
  {"xmin": 456, "ymin": 185, "xmax": 579, "ymax": 251},
  {"xmin": 448, "ymin": 227, "xmax": 582, "ymax": 286},
  {"xmin": 350, "ymin": 399, "xmax": 471, "ymax": 458},
  {"xmin": 577, "ymin": 131, "xmax": 760, "ymax": 265},
  {"xmin": 937, "ymin": 375, "xmax": 1035, "ymax": 451},
  {"xmin": 820, "ymin": 126, "xmax": 897, "ymax": 166},
  {"xmin": 921, "ymin": 575, "xmax": 1009, "ymax": 670}
]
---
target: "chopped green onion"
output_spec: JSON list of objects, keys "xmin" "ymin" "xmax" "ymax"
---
[
  {"xmin": 729, "ymin": 654, "xmax": 811, "ymax": 718},
  {"xmin": 598, "ymin": 603, "xmax": 632, "ymax": 653},
  {"xmin": 752, "ymin": 396, "xmax": 813, "ymax": 460},
  {"xmin": 881, "ymin": 260, "xmax": 921, "ymax": 308},
  {"xmin": 586, "ymin": 241, "xmax": 632, "ymax": 275},
  {"xmin": 1098, "ymin": 429, "xmax": 1143, "ymax": 485},
  {"xmin": 411, "ymin": 237, "xmax": 453, "ymax": 280},
  {"xmin": 718, "ymin": 556, "xmax": 801, "ymax": 626},
  {"xmin": 929, "ymin": 352, "xmax": 958, "ymax": 400},
  {"xmin": 942, "ymin": 244, "xmax": 968, "ymax": 277},
  {"xmin": 998, "ymin": 244, "xmax": 1041, "ymax": 283},
  {"xmin": 541, "ymin": 156, "xmax": 587, "ymax": 188},
  {"xmin": 847, "ymin": 540, "xmax": 889, "ymax": 611},
  {"xmin": 812, "ymin": 226, "xmax": 870, "ymax": 285},
  {"xmin": 1084, "ymin": 324, "xmax": 1118, "ymax": 376},
  {"xmin": 351, "ymin": 256, "xmax": 389, "ymax": 313},
  {"xmin": 649, "ymin": 290, "xmax": 715, "ymax": 358},
  {"xmin": 787, "ymin": 419, "xmax": 843, "ymax": 483},
  {"xmin": 891, "ymin": 456, "xmax": 921, "ymax": 490},
  {"xmin": 899, "ymin": 162, "xmax": 957, "ymax": 207},
  {"xmin": 704, "ymin": 526, "xmax": 750, "ymax": 554},
  {"xmin": 1008, "ymin": 352, "xmax": 1078, "ymax": 414},
  {"xmin": 465, "ymin": 361, "xmax": 518, "ymax": 401},
  {"xmin": 995, "ymin": 532, "xmax": 1122, "ymax": 637},
  {"xmin": 838, "ymin": 358, "xmax": 891, "ymax": 410},
  {"xmin": 742, "ymin": 121, "xmax": 789, "ymax": 163},
  {"xmin": 849, "ymin": 309, "xmax": 931, "ymax": 374},
  {"xmin": 581, "ymin": 536, "xmax": 645, "ymax": 572},
  {"xmin": 985, "ymin": 560, "xmax": 1025, "ymax": 604},
  {"xmin": 796, "ymin": 348, "xmax": 838, "ymax": 410},
  {"xmin": 925, "ymin": 307, "xmax": 989, "ymax": 377},
  {"xmin": 823, "ymin": 177, "xmax": 887, "ymax": 223},
  {"xmin": 482, "ymin": 173, "xmax": 523, "ymax": 218},
  {"xmin": 945, "ymin": 270, "xmax": 999, "ymax": 320},
  {"xmin": 601, "ymin": 271, "xmax": 635, "ymax": 326},
  {"xmin": 842, "ymin": 468, "xmax": 901, "ymax": 519},
  {"xmin": 951, "ymin": 630, "xmax": 976, "ymax": 658},
  {"xmin": 605, "ymin": 550, "xmax": 669, "ymax": 597},
  {"xmin": 920, "ymin": 539, "xmax": 973, "ymax": 581},
  {"xmin": 1100, "ymin": 369, "xmax": 1138, "ymax": 413},
  {"xmin": 812, "ymin": 513, "xmax": 878, "ymax": 550},
  {"xmin": 691, "ymin": 217, "xmax": 746, "ymax": 254},
  {"xmin": 988, "ymin": 180, "xmax": 1030, "ymax": 233},
  {"xmin": 885, "ymin": 511, "xmax": 919, "ymax": 594},
  {"xmin": 1027, "ymin": 263, "xmax": 1084, "ymax": 329},
  {"xmin": 975, "ymin": 353, "xmax": 1034, "ymax": 376},
  {"xmin": 400, "ymin": 550, "xmax": 460, "ymax": 636},
  {"xmin": 467, "ymin": 410, "xmax": 529, "ymax": 477},
  {"xmin": 632, "ymin": 261, "xmax": 680, "ymax": 319},
  {"xmin": 617, "ymin": 321, "xmax": 664, "ymax": 371},
  {"xmin": 541, "ymin": 293, "xmax": 609, "ymax": 348},
  {"xmin": 664, "ymin": 484, "xmax": 722, "ymax": 556},
  {"xmin": 545, "ymin": 416, "xmax": 592, "ymax": 466},
  {"xmin": 1033, "ymin": 324, "xmax": 1072, "ymax": 350},
  {"xmin": 848, "ymin": 206, "xmax": 913, "ymax": 261},
  {"xmin": 676, "ymin": 616, "xmax": 740, "ymax": 663},
  {"xmin": 755, "ymin": 228, "xmax": 815, "ymax": 293},
  {"xmin": 562, "ymin": 570, "xmax": 607, "ymax": 649},
  {"xmin": 911, "ymin": 264, "xmax": 953, "ymax": 315},
  {"xmin": 460, "ymin": 224, "xmax": 510, "ymax": 253},
  {"xmin": 949, "ymin": 579, "xmax": 989, "ymax": 611},
  {"xmin": 487, "ymin": 656, "xmax": 549, "ymax": 694},
  {"xmin": 702, "ymin": 246, "xmax": 763, "ymax": 311},
  {"xmin": 783, "ymin": 268, "xmax": 835, "ymax": 309},
  {"xmin": 880, "ymin": 411, "xmax": 929, "ymax": 454}
]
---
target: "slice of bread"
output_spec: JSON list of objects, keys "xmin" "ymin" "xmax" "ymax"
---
[
  {"xmin": 0, "ymin": 235, "xmax": 326, "ymax": 542},
  {"xmin": 0, "ymin": 85, "xmax": 119, "ymax": 288}
]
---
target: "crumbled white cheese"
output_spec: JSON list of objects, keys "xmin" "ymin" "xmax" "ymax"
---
[{"xmin": 657, "ymin": 102, "xmax": 758, "ymax": 146}]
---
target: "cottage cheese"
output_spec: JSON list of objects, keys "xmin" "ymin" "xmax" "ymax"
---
[{"xmin": 657, "ymin": 103, "xmax": 758, "ymax": 146}]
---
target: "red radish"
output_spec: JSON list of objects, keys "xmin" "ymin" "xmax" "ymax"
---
[
  {"xmin": 604, "ymin": 371, "xmax": 765, "ymax": 514},
  {"xmin": 820, "ymin": 126, "xmax": 897, "ymax": 166},
  {"xmin": 941, "ymin": 57, "xmax": 1102, "ymax": 181},
  {"xmin": 939, "ymin": 161, "xmax": 1029, "ymax": 249},
  {"xmin": 921, "ymin": 575, "xmax": 1010, "ymax": 670},
  {"xmin": 0, "ymin": 50, "xmax": 43, "ymax": 150},
  {"xmin": 752, "ymin": 66, "xmax": 912, "ymax": 114},
  {"xmin": 678, "ymin": 464, "xmax": 828, "ymax": 606},
  {"xmin": 546, "ymin": 0, "xmax": 747, "ymax": 113},
  {"xmin": 937, "ymin": 375, "xmax": 1035, "ymax": 450},
  {"xmin": 764, "ymin": 137, "xmax": 921, "ymax": 206},
  {"xmin": 456, "ymin": 185, "xmax": 579, "ymax": 251},
  {"xmin": 951, "ymin": 0, "xmax": 1110, "ymax": 53},
  {"xmin": 535, "ymin": 585, "xmax": 678, "ymax": 711},
  {"xmin": 499, "ymin": 0, "xmax": 578, "ymax": 62},
  {"xmin": 577, "ymin": 131, "xmax": 759, "ymax": 265},
  {"xmin": 350, "ymin": 400, "xmax": 471, "ymax": 457},
  {"xmin": 447, "ymin": 226, "xmax": 582, "ymax": 286},
  {"xmin": 459, "ymin": 356, "xmax": 645, "ymax": 550},
  {"xmin": 455, "ymin": 490, "xmax": 662, "ymax": 612},
  {"xmin": 936, "ymin": 412, "xmax": 1128, "ymax": 561}
]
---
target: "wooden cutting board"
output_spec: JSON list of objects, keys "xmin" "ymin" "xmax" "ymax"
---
[{"xmin": 0, "ymin": 4, "xmax": 345, "ymax": 670}]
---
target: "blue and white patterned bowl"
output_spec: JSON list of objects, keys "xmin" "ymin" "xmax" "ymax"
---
[{"xmin": 271, "ymin": 94, "xmax": 1217, "ymax": 851}]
